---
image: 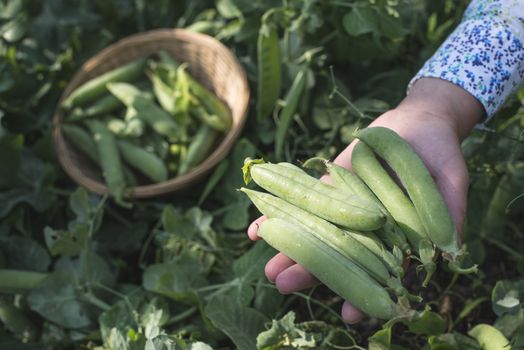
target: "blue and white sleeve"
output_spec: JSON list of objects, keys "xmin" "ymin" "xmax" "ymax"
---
[{"xmin": 408, "ymin": 0, "xmax": 524, "ymax": 119}]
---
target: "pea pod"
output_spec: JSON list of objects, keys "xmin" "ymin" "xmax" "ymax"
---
[
  {"xmin": 86, "ymin": 119, "xmax": 129, "ymax": 207},
  {"xmin": 0, "ymin": 269, "xmax": 47, "ymax": 293},
  {"xmin": 468, "ymin": 324, "xmax": 511, "ymax": 350},
  {"xmin": 243, "ymin": 159, "xmax": 386, "ymax": 231},
  {"xmin": 275, "ymin": 67, "xmax": 307, "ymax": 159},
  {"xmin": 256, "ymin": 15, "xmax": 281, "ymax": 121},
  {"xmin": 240, "ymin": 188, "xmax": 391, "ymax": 286},
  {"xmin": 177, "ymin": 125, "xmax": 218, "ymax": 176},
  {"xmin": 67, "ymin": 94, "xmax": 122, "ymax": 121},
  {"xmin": 348, "ymin": 230, "xmax": 404, "ymax": 278},
  {"xmin": 62, "ymin": 57, "xmax": 147, "ymax": 109},
  {"xmin": 117, "ymin": 140, "xmax": 168, "ymax": 183},
  {"xmin": 354, "ymin": 127, "xmax": 460, "ymax": 260},
  {"xmin": 61, "ymin": 124, "xmax": 99, "ymax": 164},
  {"xmin": 62, "ymin": 123, "xmax": 138, "ymax": 186},
  {"xmin": 324, "ymin": 160, "xmax": 411, "ymax": 254},
  {"xmin": 256, "ymin": 218, "xmax": 408, "ymax": 320},
  {"xmin": 158, "ymin": 51, "xmax": 232, "ymax": 131},
  {"xmin": 107, "ymin": 82, "xmax": 186, "ymax": 142},
  {"xmin": 481, "ymin": 165, "xmax": 524, "ymax": 238},
  {"xmin": 189, "ymin": 102, "xmax": 229, "ymax": 132},
  {"xmin": 351, "ymin": 141, "xmax": 436, "ymax": 285}
]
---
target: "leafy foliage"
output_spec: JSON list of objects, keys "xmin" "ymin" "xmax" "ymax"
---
[{"xmin": 1, "ymin": 0, "xmax": 524, "ymax": 349}]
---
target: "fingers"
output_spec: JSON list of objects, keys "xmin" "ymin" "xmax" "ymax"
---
[
  {"xmin": 265, "ymin": 253, "xmax": 319, "ymax": 292},
  {"xmin": 264, "ymin": 253, "xmax": 295, "ymax": 282},
  {"xmin": 274, "ymin": 263, "xmax": 320, "ymax": 294},
  {"xmin": 431, "ymin": 153, "xmax": 469, "ymax": 241},
  {"xmin": 341, "ymin": 302, "xmax": 365, "ymax": 324},
  {"xmin": 247, "ymin": 215, "xmax": 266, "ymax": 241},
  {"xmin": 333, "ymin": 141, "xmax": 357, "ymax": 170},
  {"xmin": 266, "ymin": 253, "xmax": 366, "ymax": 324}
]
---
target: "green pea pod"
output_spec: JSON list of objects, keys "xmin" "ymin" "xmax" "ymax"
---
[
  {"xmin": 243, "ymin": 159, "xmax": 386, "ymax": 231},
  {"xmin": 189, "ymin": 101, "xmax": 229, "ymax": 132},
  {"xmin": 148, "ymin": 62, "xmax": 178, "ymax": 115},
  {"xmin": 275, "ymin": 67, "xmax": 307, "ymax": 160},
  {"xmin": 67, "ymin": 94, "xmax": 123, "ymax": 121},
  {"xmin": 256, "ymin": 17, "xmax": 282, "ymax": 121},
  {"xmin": 158, "ymin": 51, "xmax": 232, "ymax": 131},
  {"xmin": 354, "ymin": 127, "xmax": 461, "ymax": 261},
  {"xmin": 117, "ymin": 140, "xmax": 168, "ymax": 183},
  {"xmin": 62, "ymin": 123, "xmax": 137, "ymax": 186},
  {"xmin": 481, "ymin": 166, "xmax": 524, "ymax": 238},
  {"xmin": 351, "ymin": 141, "xmax": 436, "ymax": 285},
  {"xmin": 240, "ymin": 188, "xmax": 391, "ymax": 286},
  {"xmin": 62, "ymin": 57, "xmax": 147, "ymax": 109},
  {"xmin": 468, "ymin": 324, "xmax": 511, "ymax": 350},
  {"xmin": 177, "ymin": 125, "xmax": 218, "ymax": 176},
  {"xmin": 348, "ymin": 230, "xmax": 404, "ymax": 278},
  {"xmin": 257, "ymin": 218, "xmax": 407, "ymax": 321},
  {"xmin": 61, "ymin": 124, "xmax": 99, "ymax": 164},
  {"xmin": 324, "ymin": 160, "xmax": 411, "ymax": 254},
  {"xmin": 86, "ymin": 119, "xmax": 130, "ymax": 207},
  {"xmin": 0, "ymin": 269, "xmax": 47, "ymax": 293},
  {"xmin": 107, "ymin": 82, "xmax": 186, "ymax": 142},
  {"xmin": 351, "ymin": 142, "xmax": 430, "ymax": 249}
]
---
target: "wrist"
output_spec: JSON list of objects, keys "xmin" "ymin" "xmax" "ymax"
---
[{"xmin": 398, "ymin": 78, "xmax": 484, "ymax": 141}]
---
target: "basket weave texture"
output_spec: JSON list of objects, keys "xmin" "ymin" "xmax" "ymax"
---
[{"xmin": 53, "ymin": 29, "xmax": 250, "ymax": 198}]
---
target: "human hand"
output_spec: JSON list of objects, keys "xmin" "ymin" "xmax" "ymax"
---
[{"xmin": 247, "ymin": 77, "xmax": 484, "ymax": 323}]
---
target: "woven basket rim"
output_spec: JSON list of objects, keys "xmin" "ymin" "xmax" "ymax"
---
[{"xmin": 53, "ymin": 28, "xmax": 250, "ymax": 198}]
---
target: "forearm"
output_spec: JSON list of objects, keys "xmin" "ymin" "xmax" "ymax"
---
[
  {"xmin": 408, "ymin": 0, "xmax": 524, "ymax": 121},
  {"xmin": 399, "ymin": 78, "xmax": 484, "ymax": 141}
]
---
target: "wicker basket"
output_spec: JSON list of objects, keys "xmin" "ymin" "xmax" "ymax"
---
[{"xmin": 53, "ymin": 29, "xmax": 250, "ymax": 198}]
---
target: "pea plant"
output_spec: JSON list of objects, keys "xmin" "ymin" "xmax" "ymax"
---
[{"xmin": 1, "ymin": 0, "xmax": 524, "ymax": 349}]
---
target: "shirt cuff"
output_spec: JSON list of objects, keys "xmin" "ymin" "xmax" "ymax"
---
[{"xmin": 408, "ymin": 17, "xmax": 524, "ymax": 120}]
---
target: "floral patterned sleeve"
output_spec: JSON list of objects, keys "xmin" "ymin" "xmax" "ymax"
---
[{"xmin": 408, "ymin": 0, "xmax": 524, "ymax": 120}]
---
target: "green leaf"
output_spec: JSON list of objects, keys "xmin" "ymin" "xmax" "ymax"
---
[
  {"xmin": 187, "ymin": 342, "xmax": 214, "ymax": 350},
  {"xmin": 368, "ymin": 326, "xmax": 392, "ymax": 350},
  {"xmin": 376, "ymin": 11, "xmax": 408, "ymax": 39},
  {"xmin": 454, "ymin": 297, "xmax": 489, "ymax": 326},
  {"xmin": 27, "ymin": 271, "xmax": 93, "ymax": 329},
  {"xmin": 0, "ymin": 303, "xmax": 38, "ymax": 341},
  {"xmin": 205, "ymin": 294, "xmax": 269, "ymax": 350},
  {"xmin": 0, "ymin": 128, "xmax": 23, "ymax": 189},
  {"xmin": 44, "ymin": 225, "xmax": 89, "ymax": 257},
  {"xmin": 221, "ymin": 241, "xmax": 275, "ymax": 306},
  {"xmin": 494, "ymin": 310, "xmax": 524, "ymax": 340},
  {"xmin": 427, "ymin": 332, "xmax": 482, "ymax": 350},
  {"xmin": 216, "ymin": 0, "xmax": 242, "ymax": 19},
  {"xmin": 0, "ymin": 188, "xmax": 55, "ymax": 219},
  {"xmin": 492, "ymin": 279, "xmax": 524, "ymax": 316},
  {"xmin": 257, "ymin": 311, "xmax": 317, "ymax": 349},
  {"xmin": 407, "ymin": 309, "xmax": 447, "ymax": 336},
  {"xmin": 342, "ymin": 7, "xmax": 380, "ymax": 36},
  {"xmin": 142, "ymin": 254, "xmax": 207, "ymax": 302},
  {"xmin": 253, "ymin": 280, "xmax": 284, "ymax": 318},
  {"xmin": 1, "ymin": 235, "xmax": 50, "ymax": 272},
  {"xmin": 99, "ymin": 293, "xmax": 171, "ymax": 350},
  {"xmin": 233, "ymin": 240, "xmax": 275, "ymax": 283},
  {"xmin": 216, "ymin": 139, "xmax": 256, "ymax": 229},
  {"xmin": 69, "ymin": 187, "xmax": 101, "ymax": 224}
]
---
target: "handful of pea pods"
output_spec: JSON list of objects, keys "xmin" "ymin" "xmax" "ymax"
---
[
  {"xmin": 241, "ymin": 127, "xmax": 477, "ymax": 321},
  {"xmin": 60, "ymin": 51, "xmax": 232, "ymax": 206}
]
